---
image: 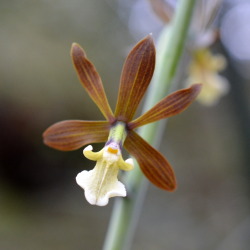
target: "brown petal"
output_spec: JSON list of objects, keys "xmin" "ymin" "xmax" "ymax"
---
[
  {"xmin": 114, "ymin": 35, "xmax": 156, "ymax": 122},
  {"xmin": 43, "ymin": 120, "xmax": 110, "ymax": 151},
  {"xmin": 128, "ymin": 84, "xmax": 202, "ymax": 129},
  {"xmin": 124, "ymin": 130, "xmax": 176, "ymax": 191},
  {"xmin": 71, "ymin": 43, "xmax": 115, "ymax": 123}
]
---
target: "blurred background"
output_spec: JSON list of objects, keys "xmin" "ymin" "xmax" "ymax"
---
[{"xmin": 0, "ymin": 0, "xmax": 249, "ymax": 249}]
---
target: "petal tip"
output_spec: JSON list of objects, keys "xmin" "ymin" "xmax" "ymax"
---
[
  {"xmin": 71, "ymin": 42, "xmax": 78, "ymax": 47},
  {"xmin": 142, "ymin": 34, "xmax": 155, "ymax": 46},
  {"xmin": 71, "ymin": 42, "xmax": 81, "ymax": 49},
  {"xmin": 147, "ymin": 33, "xmax": 153, "ymax": 40},
  {"xmin": 125, "ymin": 158, "xmax": 134, "ymax": 166},
  {"xmin": 83, "ymin": 145, "xmax": 93, "ymax": 152},
  {"xmin": 192, "ymin": 83, "xmax": 203, "ymax": 92},
  {"xmin": 125, "ymin": 158, "xmax": 134, "ymax": 170},
  {"xmin": 71, "ymin": 42, "xmax": 78, "ymax": 52},
  {"xmin": 167, "ymin": 181, "xmax": 177, "ymax": 192},
  {"xmin": 152, "ymin": 174, "xmax": 177, "ymax": 191},
  {"xmin": 71, "ymin": 42, "xmax": 86, "ymax": 58}
]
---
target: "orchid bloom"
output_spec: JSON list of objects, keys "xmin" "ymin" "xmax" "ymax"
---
[
  {"xmin": 187, "ymin": 49, "xmax": 229, "ymax": 106},
  {"xmin": 186, "ymin": 0, "xmax": 229, "ymax": 106},
  {"xmin": 43, "ymin": 35, "xmax": 202, "ymax": 206},
  {"xmin": 150, "ymin": 0, "xmax": 229, "ymax": 106}
]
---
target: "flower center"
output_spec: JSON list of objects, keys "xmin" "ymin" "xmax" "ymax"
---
[
  {"xmin": 107, "ymin": 147, "xmax": 118, "ymax": 154},
  {"xmin": 106, "ymin": 121, "xmax": 127, "ymax": 148}
]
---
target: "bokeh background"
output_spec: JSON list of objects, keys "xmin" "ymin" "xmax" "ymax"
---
[{"xmin": 0, "ymin": 0, "xmax": 249, "ymax": 249}]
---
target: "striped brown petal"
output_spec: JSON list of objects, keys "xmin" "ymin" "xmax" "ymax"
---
[
  {"xmin": 71, "ymin": 43, "xmax": 115, "ymax": 123},
  {"xmin": 124, "ymin": 130, "xmax": 176, "ymax": 191},
  {"xmin": 114, "ymin": 35, "xmax": 156, "ymax": 122},
  {"xmin": 43, "ymin": 120, "xmax": 110, "ymax": 151},
  {"xmin": 128, "ymin": 84, "xmax": 202, "ymax": 129}
]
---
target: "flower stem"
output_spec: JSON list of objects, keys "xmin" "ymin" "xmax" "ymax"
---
[{"xmin": 103, "ymin": 0, "xmax": 197, "ymax": 249}]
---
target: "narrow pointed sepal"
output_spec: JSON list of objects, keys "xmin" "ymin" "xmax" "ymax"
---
[
  {"xmin": 71, "ymin": 43, "xmax": 115, "ymax": 123},
  {"xmin": 114, "ymin": 35, "xmax": 156, "ymax": 122},
  {"xmin": 43, "ymin": 120, "xmax": 110, "ymax": 151},
  {"xmin": 124, "ymin": 130, "xmax": 176, "ymax": 191},
  {"xmin": 128, "ymin": 84, "xmax": 202, "ymax": 129}
]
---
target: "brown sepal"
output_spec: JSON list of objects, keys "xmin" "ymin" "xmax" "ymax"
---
[
  {"xmin": 114, "ymin": 35, "xmax": 156, "ymax": 122},
  {"xmin": 71, "ymin": 43, "xmax": 115, "ymax": 123},
  {"xmin": 124, "ymin": 130, "xmax": 176, "ymax": 191},
  {"xmin": 128, "ymin": 84, "xmax": 202, "ymax": 129},
  {"xmin": 43, "ymin": 120, "xmax": 110, "ymax": 151}
]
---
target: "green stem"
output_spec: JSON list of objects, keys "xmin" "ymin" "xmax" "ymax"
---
[{"xmin": 103, "ymin": 0, "xmax": 197, "ymax": 249}]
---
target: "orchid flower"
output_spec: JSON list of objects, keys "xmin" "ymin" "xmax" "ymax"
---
[
  {"xmin": 186, "ymin": 0, "xmax": 229, "ymax": 106},
  {"xmin": 187, "ymin": 48, "xmax": 229, "ymax": 106},
  {"xmin": 150, "ymin": 0, "xmax": 229, "ymax": 106},
  {"xmin": 43, "ymin": 35, "xmax": 202, "ymax": 206}
]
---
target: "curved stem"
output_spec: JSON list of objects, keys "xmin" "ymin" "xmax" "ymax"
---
[{"xmin": 103, "ymin": 0, "xmax": 197, "ymax": 249}]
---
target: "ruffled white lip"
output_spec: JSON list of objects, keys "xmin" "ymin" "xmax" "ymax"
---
[
  {"xmin": 76, "ymin": 144, "xmax": 133, "ymax": 206},
  {"xmin": 76, "ymin": 170, "xmax": 126, "ymax": 206}
]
